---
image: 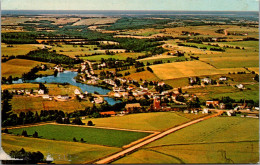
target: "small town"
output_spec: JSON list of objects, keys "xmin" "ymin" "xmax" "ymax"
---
[{"xmin": 1, "ymin": 1, "xmax": 259, "ymax": 164}]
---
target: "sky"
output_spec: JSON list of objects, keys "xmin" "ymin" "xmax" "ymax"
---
[{"xmin": 1, "ymin": 0, "xmax": 259, "ymax": 11}]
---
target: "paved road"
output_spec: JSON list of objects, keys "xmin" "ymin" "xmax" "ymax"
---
[{"xmin": 94, "ymin": 111, "xmax": 222, "ymax": 164}]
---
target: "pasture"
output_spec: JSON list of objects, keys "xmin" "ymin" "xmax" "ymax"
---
[
  {"xmin": 82, "ymin": 112, "xmax": 207, "ymax": 132},
  {"xmin": 11, "ymin": 96, "xmax": 92, "ymax": 113},
  {"xmin": 1, "ymin": 44, "xmax": 50, "ymax": 57},
  {"xmin": 8, "ymin": 124, "xmax": 150, "ymax": 147},
  {"xmin": 114, "ymin": 117, "xmax": 259, "ymax": 164},
  {"xmin": 150, "ymin": 61, "xmax": 246, "ymax": 80},
  {"xmin": 2, "ymin": 59, "xmax": 54, "ymax": 78},
  {"xmin": 2, "ymin": 134, "xmax": 120, "ymax": 164}
]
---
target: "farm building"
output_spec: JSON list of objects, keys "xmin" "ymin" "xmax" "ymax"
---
[
  {"xmin": 236, "ymin": 84, "xmax": 244, "ymax": 89},
  {"xmin": 219, "ymin": 76, "xmax": 227, "ymax": 81},
  {"xmin": 74, "ymin": 89, "xmax": 81, "ymax": 95},
  {"xmin": 206, "ymin": 100, "xmax": 219, "ymax": 107},
  {"xmin": 100, "ymin": 111, "xmax": 116, "ymax": 116},
  {"xmin": 125, "ymin": 103, "xmax": 141, "ymax": 113}
]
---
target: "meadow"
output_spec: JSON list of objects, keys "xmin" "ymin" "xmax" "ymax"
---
[
  {"xmin": 1, "ymin": 59, "xmax": 54, "ymax": 78},
  {"xmin": 8, "ymin": 124, "xmax": 151, "ymax": 147},
  {"xmin": 114, "ymin": 117, "xmax": 259, "ymax": 164},
  {"xmin": 82, "ymin": 112, "xmax": 207, "ymax": 132},
  {"xmin": 2, "ymin": 134, "xmax": 120, "ymax": 164},
  {"xmin": 150, "ymin": 61, "xmax": 246, "ymax": 80}
]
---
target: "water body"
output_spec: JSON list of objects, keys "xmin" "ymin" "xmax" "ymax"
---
[{"xmin": 13, "ymin": 71, "xmax": 121, "ymax": 105}]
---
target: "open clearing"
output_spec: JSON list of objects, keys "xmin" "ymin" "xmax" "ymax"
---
[
  {"xmin": 2, "ymin": 134, "xmax": 120, "ymax": 164},
  {"xmin": 114, "ymin": 117, "xmax": 259, "ymax": 164},
  {"xmin": 82, "ymin": 112, "xmax": 207, "ymax": 132},
  {"xmin": 150, "ymin": 61, "xmax": 248, "ymax": 80},
  {"xmin": 1, "ymin": 44, "xmax": 50, "ymax": 57},
  {"xmin": 8, "ymin": 124, "xmax": 150, "ymax": 147},
  {"xmin": 11, "ymin": 96, "xmax": 92, "ymax": 113},
  {"xmin": 2, "ymin": 59, "xmax": 54, "ymax": 78}
]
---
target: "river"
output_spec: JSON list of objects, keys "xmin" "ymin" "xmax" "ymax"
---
[{"xmin": 13, "ymin": 71, "xmax": 121, "ymax": 105}]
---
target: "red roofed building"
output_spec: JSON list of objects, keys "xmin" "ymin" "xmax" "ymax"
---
[
  {"xmin": 99, "ymin": 111, "xmax": 116, "ymax": 116},
  {"xmin": 153, "ymin": 98, "xmax": 161, "ymax": 110}
]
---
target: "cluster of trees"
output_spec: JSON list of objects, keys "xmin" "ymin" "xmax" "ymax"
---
[
  {"xmin": 17, "ymin": 49, "xmax": 82, "ymax": 65},
  {"xmin": 9, "ymin": 148, "xmax": 47, "ymax": 164},
  {"xmin": 136, "ymin": 67, "xmax": 145, "ymax": 72},
  {"xmin": 155, "ymin": 84, "xmax": 173, "ymax": 93},
  {"xmin": 2, "ymin": 32, "xmax": 39, "ymax": 44}
]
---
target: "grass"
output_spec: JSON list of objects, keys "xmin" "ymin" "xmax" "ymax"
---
[
  {"xmin": 164, "ymin": 78, "xmax": 190, "ymax": 88},
  {"xmin": 82, "ymin": 112, "xmax": 206, "ymax": 132},
  {"xmin": 8, "ymin": 124, "xmax": 150, "ymax": 147},
  {"xmin": 150, "ymin": 61, "xmax": 242, "ymax": 80},
  {"xmin": 1, "ymin": 59, "xmax": 54, "ymax": 78},
  {"xmin": 114, "ymin": 117, "xmax": 259, "ymax": 164},
  {"xmin": 11, "ymin": 96, "xmax": 92, "ymax": 113},
  {"xmin": 125, "ymin": 70, "xmax": 160, "ymax": 81},
  {"xmin": 1, "ymin": 44, "xmax": 48, "ymax": 57},
  {"xmin": 183, "ymin": 83, "xmax": 259, "ymax": 102},
  {"xmin": 80, "ymin": 52, "xmax": 145, "ymax": 61},
  {"xmin": 2, "ymin": 134, "xmax": 120, "ymax": 164}
]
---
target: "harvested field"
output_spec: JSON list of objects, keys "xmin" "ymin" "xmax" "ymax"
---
[
  {"xmin": 125, "ymin": 71, "xmax": 160, "ymax": 81},
  {"xmin": 114, "ymin": 117, "xmax": 259, "ymax": 164},
  {"xmin": 138, "ymin": 55, "xmax": 176, "ymax": 61},
  {"xmin": 2, "ymin": 59, "xmax": 53, "ymax": 78},
  {"xmin": 2, "ymin": 134, "xmax": 120, "ymax": 164},
  {"xmin": 150, "ymin": 61, "xmax": 246, "ymax": 80},
  {"xmin": 82, "ymin": 112, "xmax": 207, "ymax": 132},
  {"xmin": 73, "ymin": 17, "xmax": 119, "ymax": 26}
]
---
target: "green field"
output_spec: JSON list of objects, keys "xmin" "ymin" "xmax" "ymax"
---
[
  {"xmin": 2, "ymin": 134, "xmax": 120, "ymax": 164},
  {"xmin": 8, "ymin": 124, "xmax": 150, "ymax": 147},
  {"xmin": 82, "ymin": 112, "xmax": 207, "ymax": 132},
  {"xmin": 183, "ymin": 83, "xmax": 259, "ymax": 102},
  {"xmin": 80, "ymin": 52, "xmax": 144, "ymax": 61},
  {"xmin": 114, "ymin": 117, "xmax": 259, "ymax": 164}
]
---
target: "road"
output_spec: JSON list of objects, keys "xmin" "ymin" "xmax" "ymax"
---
[{"xmin": 94, "ymin": 111, "xmax": 222, "ymax": 164}]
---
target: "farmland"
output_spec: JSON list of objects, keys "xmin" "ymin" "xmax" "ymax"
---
[
  {"xmin": 82, "ymin": 112, "xmax": 207, "ymax": 132},
  {"xmin": 8, "ymin": 124, "xmax": 151, "ymax": 147},
  {"xmin": 114, "ymin": 117, "xmax": 259, "ymax": 164},
  {"xmin": 2, "ymin": 134, "xmax": 120, "ymax": 164},
  {"xmin": 1, "ymin": 59, "xmax": 54, "ymax": 78}
]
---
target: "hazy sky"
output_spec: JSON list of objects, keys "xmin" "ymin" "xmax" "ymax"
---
[{"xmin": 1, "ymin": 0, "xmax": 259, "ymax": 11}]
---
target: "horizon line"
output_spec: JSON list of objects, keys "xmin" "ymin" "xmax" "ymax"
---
[{"xmin": 2, "ymin": 9, "xmax": 259, "ymax": 12}]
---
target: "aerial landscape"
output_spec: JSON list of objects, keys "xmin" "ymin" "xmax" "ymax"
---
[{"xmin": 1, "ymin": 0, "xmax": 259, "ymax": 164}]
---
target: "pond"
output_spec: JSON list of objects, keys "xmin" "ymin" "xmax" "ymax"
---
[{"xmin": 13, "ymin": 71, "xmax": 121, "ymax": 105}]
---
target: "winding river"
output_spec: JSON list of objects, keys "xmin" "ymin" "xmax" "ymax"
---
[{"xmin": 13, "ymin": 71, "xmax": 121, "ymax": 105}]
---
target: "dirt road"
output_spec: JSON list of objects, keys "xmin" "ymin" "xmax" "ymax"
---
[{"xmin": 94, "ymin": 111, "xmax": 222, "ymax": 164}]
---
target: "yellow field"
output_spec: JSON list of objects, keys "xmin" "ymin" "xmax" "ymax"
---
[
  {"xmin": 1, "ymin": 44, "xmax": 50, "ymax": 57},
  {"xmin": 73, "ymin": 17, "xmax": 119, "ymax": 26},
  {"xmin": 150, "ymin": 61, "xmax": 248, "ymax": 80},
  {"xmin": 125, "ymin": 71, "xmax": 160, "ymax": 81},
  {"xmin": 1, "ymin": 83, "xmax": 39, "ymax": 90},
  {"xmin": 2, "ymin": 134, "xmax": 120, "ymax": 164},
  {"xmin": 138, "ymin": 55, "xmax": 176, "ymax": 61},
  {"xmin": 2, "ymin": 59, "xmax": 53, "ymax": 78}
]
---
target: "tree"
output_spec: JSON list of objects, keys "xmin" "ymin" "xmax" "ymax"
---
[
  {"xmin": 54, "ymin": 69, "xmax": 58, "ymax": 77},
  {"xmin": 21, "ymin": 130, "xmax": 28, "ymax": 137},
  {"xmin": 80, "ymin": 138, "xmax": 84, "ymax": 142},
  {"xmin": 63, "ymin": 117, "xmax": 70, "ymax": 124},
  {"xmin": 55, "ymin": 115, "xmax": 63, "ymax": 124},
  {"xmin": 87, "ymin": 120, "xmax": 94, "ymax": 126},
  {"xmin": 33, "ymin": 131, "xmax": 38, "ymax": 138},
  {"xmin": 73, "ymin": 137, "xmax": 77, "ymax": 142},
  {"xmin": 72, "ymin": 117, "xmax": 84, "ymax": 125}
]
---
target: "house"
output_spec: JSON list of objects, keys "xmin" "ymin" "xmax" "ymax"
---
[
  {"xmin": 113, "ymin": 87, "xmax": 125, "ymax": 92},
  {"xmin": 84, "ymin": 91, "xmax": 88, "ymax": 95},
  {"xmin": 127, "ymin": 86, "xmax": 134, "ymax": 91},
  {"xmin": 201, "ymin": 77, "xmax": 211, "ymax": 84},
  {"xmin": 114, "ymin": 93, "xmax": 121, "ymax": 98},
  {"xmin": 57, "ymin": 95, "xmax": 70, "ymax": 101},
  {"xmin": 125, "ymin": 103, "xmax": 141, "ymax": 113},
  {"xmin": 202, "ymin": 108, "xmax": 209, "ymax": 114},
  {"xmin": 219, "ymin": 103, "xmax": 226, "ymax": 109},
  {"xmin": 236, "ymin": 84, "xmax": 244, "ymax": 89},
  {"xmin": 219, "ymin": 76, "xmax": 227, "ymax": 81},
  {"xmin": 25, "ymin": 91, "xmax": 31, "ymax": 95},
  {"xmin": 42, "ymin": 95, "xmax": 52, "ymax": 100},
  {"xmin": 153, "ymin": 98, "xmax": 161, "ymax": 110},
  {"xmin": 206, "ymin": 100, "xmax": 219, "ymax": 107},
  {"xmin": 38, "ymin": 89, "xmax": 45, "ymax": 95},
  {"xmin": 100, "ymin": 111, "xmax": 116, "ymax": 116},
  {"xmin": 78, "ymin": 94, "xmax": 84, "ymax": 99},
  {"xmin": 158, "ymin": 82, "xmax": 165, "ymax": 86},
  {"xmin": 94, "ymin": 97, "xmax": 103, "ymax": 104},
  {"xmin": 74, "ymin": 89, "xmax": 81, "ymax": 95}
]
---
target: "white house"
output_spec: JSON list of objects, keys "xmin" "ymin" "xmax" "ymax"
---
[
  {"xmin": 236, "ymin": 84, "xmax": 244, "ymax": 89},
  {"xmin": 74, "ymin": 89, "xmax": 81, "ymax": 95},
  {"xmin": 201, "ymin": 77, "xmax": 211, "ymax": 84},
  {"xmin": 202, "ymin": 108, "xmax": 209, "ymax": 114},
  {"xmin": 114, "ymin": 93, "xmax": 121, "ymax": 98},
  {"xmin": 219, "ymin": 76, "xmax": 227, "ymax": 81},
  {"xmin": 38, "ymin": 89, "xmax": 45, "ymax": 95}
]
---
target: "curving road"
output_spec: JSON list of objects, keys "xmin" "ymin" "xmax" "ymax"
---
[{"xmin": 94, "ymin": 111, "xmax": 223, "ymax": 164}]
